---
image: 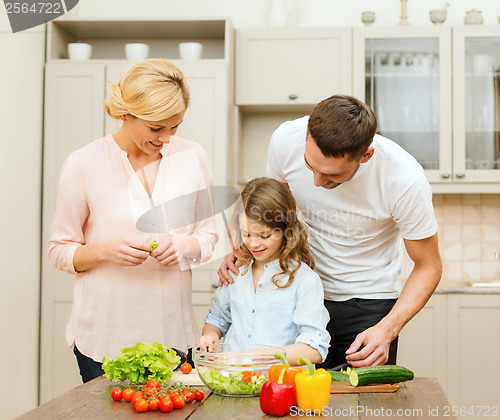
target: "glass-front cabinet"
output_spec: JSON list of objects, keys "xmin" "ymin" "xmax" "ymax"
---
[
  {"xmin": 453, "ymin": 26, "xmax": 500, "ymax": 185},
  {"xmin": 354, "ymin": 25, "xmax": 500, "ymax": 193},
  {"xmin": 353, "ymin": 26, "xmax": 452, "ymax": 185}
]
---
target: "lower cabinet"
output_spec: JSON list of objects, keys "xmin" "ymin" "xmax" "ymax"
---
[{"xmin": 398, "ymin": 292, "xmax": 500, "ymax": 411}]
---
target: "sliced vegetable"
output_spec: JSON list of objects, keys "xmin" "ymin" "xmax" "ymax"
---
[
  {"xmin": 328, "ymin": 370, "xmax": 349, "ymax": 382},
  {"xmin": 202, "ymin": 369, "xmax": 267, "ymax": 395},
  {"xmin": 349, "ymin": 365, "xmax": 414, "ymax": 387},
  {"xmin": 150, "ymin": 242, "xmax": 158, "ymax": 250},
  {"xmin": 102, "ymin": 342, "xmax": 180, "ymax": 384}
]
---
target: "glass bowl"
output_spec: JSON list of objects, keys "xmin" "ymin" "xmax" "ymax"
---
[{"xmin": 193, "ymin": 343, "xmax": 285, "ymax": 397}]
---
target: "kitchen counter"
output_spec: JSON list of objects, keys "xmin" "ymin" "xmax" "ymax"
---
[
  {"xmin": 434, "ymin": 282, "xmax": 500, "ymax": 294},
  {"xmin": 15, "ymin": 376, "xmax": 454, "ymax": 419}
]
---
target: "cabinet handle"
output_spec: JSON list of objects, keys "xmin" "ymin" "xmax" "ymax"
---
[
  {"xmin": 440, "ymin": 173, "xmax": 451, "ymax": 179},
  {"xmin": 455, "ymin": 173, "xmax": 465, "ymax": 179},
  {"xmin": 288, "ymin": 94, "xmax": 298, "ymax": 100}
]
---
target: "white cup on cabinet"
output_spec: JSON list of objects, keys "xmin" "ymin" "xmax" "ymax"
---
[
  {"xmin": 68, "ymin": 43, "xmax": 92, "ymax": 60},
  {"xmin": 178, "ymin": 42, "xmax": 203, "ymax": 60},
  {"xmin": 125, "ymin": 43, "xmax": 150, "ymax": 60}
]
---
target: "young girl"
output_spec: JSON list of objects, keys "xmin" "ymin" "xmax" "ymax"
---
[{"xmin": 197, "ymin": 177, "xmax": 330, "ymax": 365}]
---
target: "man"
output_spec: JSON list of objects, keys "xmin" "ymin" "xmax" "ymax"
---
[{"xmin": 219, "ymin": 95, "xmax": 442, "ymax": 368}]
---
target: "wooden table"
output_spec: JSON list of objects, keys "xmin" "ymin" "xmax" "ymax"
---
[{"xmin": 16, "ymin": 377, "xmax": 455, "ymax": 419}]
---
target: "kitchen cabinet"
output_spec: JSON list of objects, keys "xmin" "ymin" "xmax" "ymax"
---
[
  {"xmin": 40, "ymin": 18, "xmax": 234, "ymax": 403},
  {"xmin": 235, "ymin": 27, "xmax": 352, "ymax": 106},
  {"xmin": 446, "ymin": 294, "xmax": 500, "ymax": 407},
  {"xmin": 353, "ymin": 25, "xmax": 500, "ymax": 193},
  {"xmin": 452, "ymin": 26, "xmax": 500, "ymax": 186},
  {"xmin": 397, "ymin": 291, "xmax": 500, "ymax": 411},
  {"xmin": 353, "ymin": 26, "xmax": 453, "ymax": 188},
  {"xmin": 233, "ymin": 27, "xmax": 352, "ymax": 184}
]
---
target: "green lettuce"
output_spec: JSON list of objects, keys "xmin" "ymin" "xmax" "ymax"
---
[
  {"xmin": 202, "ymin": 369, "xmax": 267, "ymax": 395},
  {"xmin": 102, "ymin": 342, "xmax": 180, "ymax": 384}
]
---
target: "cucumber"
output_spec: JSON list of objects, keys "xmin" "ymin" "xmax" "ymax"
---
[
  {"xmin": 328, "ymin": 370, "xmax": 349, "ymax": 382},
  {"xmin": 349, "ymin": 365, "xmax": 414, "ymax": 387}
]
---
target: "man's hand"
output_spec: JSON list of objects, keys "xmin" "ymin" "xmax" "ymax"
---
[
  {"xmin": 217, "ymin": 251, "xmax": 241, "ymax": 286},
  {"xmin": 345, "ymin": 323, "xmax": 393, "ymax": 367}
]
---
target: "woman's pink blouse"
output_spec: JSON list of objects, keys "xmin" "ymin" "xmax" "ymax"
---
[{"xmin": 48, "ymin": 135, "xmax": 218, "ymax": 361}]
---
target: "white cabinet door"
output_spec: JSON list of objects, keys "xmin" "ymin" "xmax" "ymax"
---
[
  {"xmin": 41, "ymin": 63, "xmax": 106, "ymax": 402},
  {"xmin": 236, "ymin": 28, "xmax": 352, "ymax": 105},
  {"xmin": 352, "ymin": 26, "xmax": 453, "ymax": 185},
  {"xmin": 397, "ymin": 295, "xmax": 448, "ymax": 389},
  {"xmin": 446, "ymin": 294, "xmax": 500, "ymax": 407},
  {"xmin": 452, "ymin": 25, "xmax": 500, "ymax": 185}
]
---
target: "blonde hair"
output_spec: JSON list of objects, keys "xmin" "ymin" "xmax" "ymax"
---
[
  {"xmin": 230, "ymin": 177, "xmax": 315, "ymax": 288},
  {"xmin": 104, "ymin": 59, "xmax": 190, "ymax": 121}
]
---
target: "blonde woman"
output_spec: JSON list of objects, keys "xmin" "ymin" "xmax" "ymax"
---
[{"xmin": 49, "ymin": 59, "xmax": 218, "ymax": 382}]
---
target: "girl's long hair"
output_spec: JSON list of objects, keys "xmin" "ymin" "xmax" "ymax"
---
[{"xmin": 230, "ymin": 177, "xmax": 315, "ymax": 288}]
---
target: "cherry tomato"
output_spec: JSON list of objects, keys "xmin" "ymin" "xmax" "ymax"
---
[
  {"xmin": 194, "ymin": 390, "xmax": 205, "ymax": 401},
  {"xmin": 134, "ymin": 398, "xmax": 149, "ymax": 413},
  {"xmin": 172, "ymin": 394, "xmax": 185, "ymax": 409},
  {"xmin": 131, "ymin": 391, "xmax": 144, "ymax": 407},
  {"xmin": 145, "ymin": 379, "xmax": 161, "ymax": 389},
  {"xmin": 180, "ymin": 362, "xmax": 193, "ymax": 374},
  {"xmin": 159, "ymin": 398, "xmax": 174, "ymax": 413},
  {"xmin": 110, "ymin": 388, "xmax": 123, "ymax": 401},
  {"xmin": 122, "ymin": 388, "xmax": 135, "ymax": 402},
  {"xmin": 182, "ymin": 389, "xmax": 195, "ymax": 403},
  {"xmin": 148, "ymin": 398, "xmax": 159, "ymax": 411}
]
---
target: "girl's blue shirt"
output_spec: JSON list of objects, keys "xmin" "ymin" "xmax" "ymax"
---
[{"xmin": 204, "ymin": 259, "xmax": 331, "ymax": 362}]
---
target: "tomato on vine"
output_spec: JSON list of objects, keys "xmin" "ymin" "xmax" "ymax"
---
[
  {"xmin": 122, "ymin": 388, "xmax": 134, "ymax": 402},
  {"xmin": 110, "ymin": 388, "xmax": 123, "ymax": 401},
  {"xmin": 159, "ymin": 397, "xmax": 174, "ymax": 413},
  {"xmin": 194, "ymin": 390, "xmax": 205, "ymax": 401},
  {"xmin": 134, "ymin": 398, "xmax": 149, "ymax": 413},
  {"xmin": 172, "ymin": 394, "xmax": 185, "ymax": 409}
]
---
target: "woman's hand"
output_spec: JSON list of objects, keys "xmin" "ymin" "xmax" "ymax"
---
[
  {"xmin": 150, "ymin": 236, "xmax": 180, "ymax": 267},
  {"xmin": 101, "ymin": 238, "xmax": 152, "ymax": 266}
]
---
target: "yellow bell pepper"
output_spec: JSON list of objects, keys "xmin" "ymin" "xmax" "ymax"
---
[{"xmin": 295, "ymin": 357, "xmax": 332, "ymax": 412}]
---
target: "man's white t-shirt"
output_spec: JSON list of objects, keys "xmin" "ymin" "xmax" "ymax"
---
[{"xmin": 267, "ymin": 116, "xmax": 438, "ymax": 302}]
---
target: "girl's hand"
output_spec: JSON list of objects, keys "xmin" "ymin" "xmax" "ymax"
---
[
  {"xmin": 150, "ymin": 236, "xmax": 180, "ymax": 267},
  {"xmin": 196, "ymin": 333, "xmax": 219, "ymax": 352},
  {"xmin": 101, "ymin": 238, "xmax": 152, "ymax": 266}
]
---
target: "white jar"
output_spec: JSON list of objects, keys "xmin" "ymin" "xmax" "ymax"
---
[
  {"xmin": 68, "ymin": 43, "xmax": 92, "ymax": 61},
  {"xmin": 125, "ymin": 43, "xmax": 150, "ymax": 60},
  {"xmin": 464, "ymin": 9, "xmax": 483, "ymax": 25}
]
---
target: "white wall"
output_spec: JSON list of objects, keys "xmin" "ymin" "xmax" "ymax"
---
[
  {"xmin": 66, "ymin": 0, "xmax": 500, "ymax": 27},
  {"xmin": 0, "ymin": 7, "xmax": 44, "ymax": 420}
]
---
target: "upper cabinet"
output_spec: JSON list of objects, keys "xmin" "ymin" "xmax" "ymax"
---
[
  {"xmin": 353, "ymin": 25, "xmax": 500, "ymax": 193},
  {"xmin": 47, "ymin": 19, "xmax": 231, "ymax": 61},
  {"xmin": 353, "ymin": 26, "xmax": 453, "ymax": 188},
  {"xmin": 452, "ymin": 26, "xmax": 500, "ymax": 187},
  {"xmin": 235, "ymin": 27, "xmax": 352, "ymax": 106}
]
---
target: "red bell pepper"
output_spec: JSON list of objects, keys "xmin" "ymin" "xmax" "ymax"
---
[{"xmin": 260, "ymin": 368, "xmax": 296, "ymax": 417}]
